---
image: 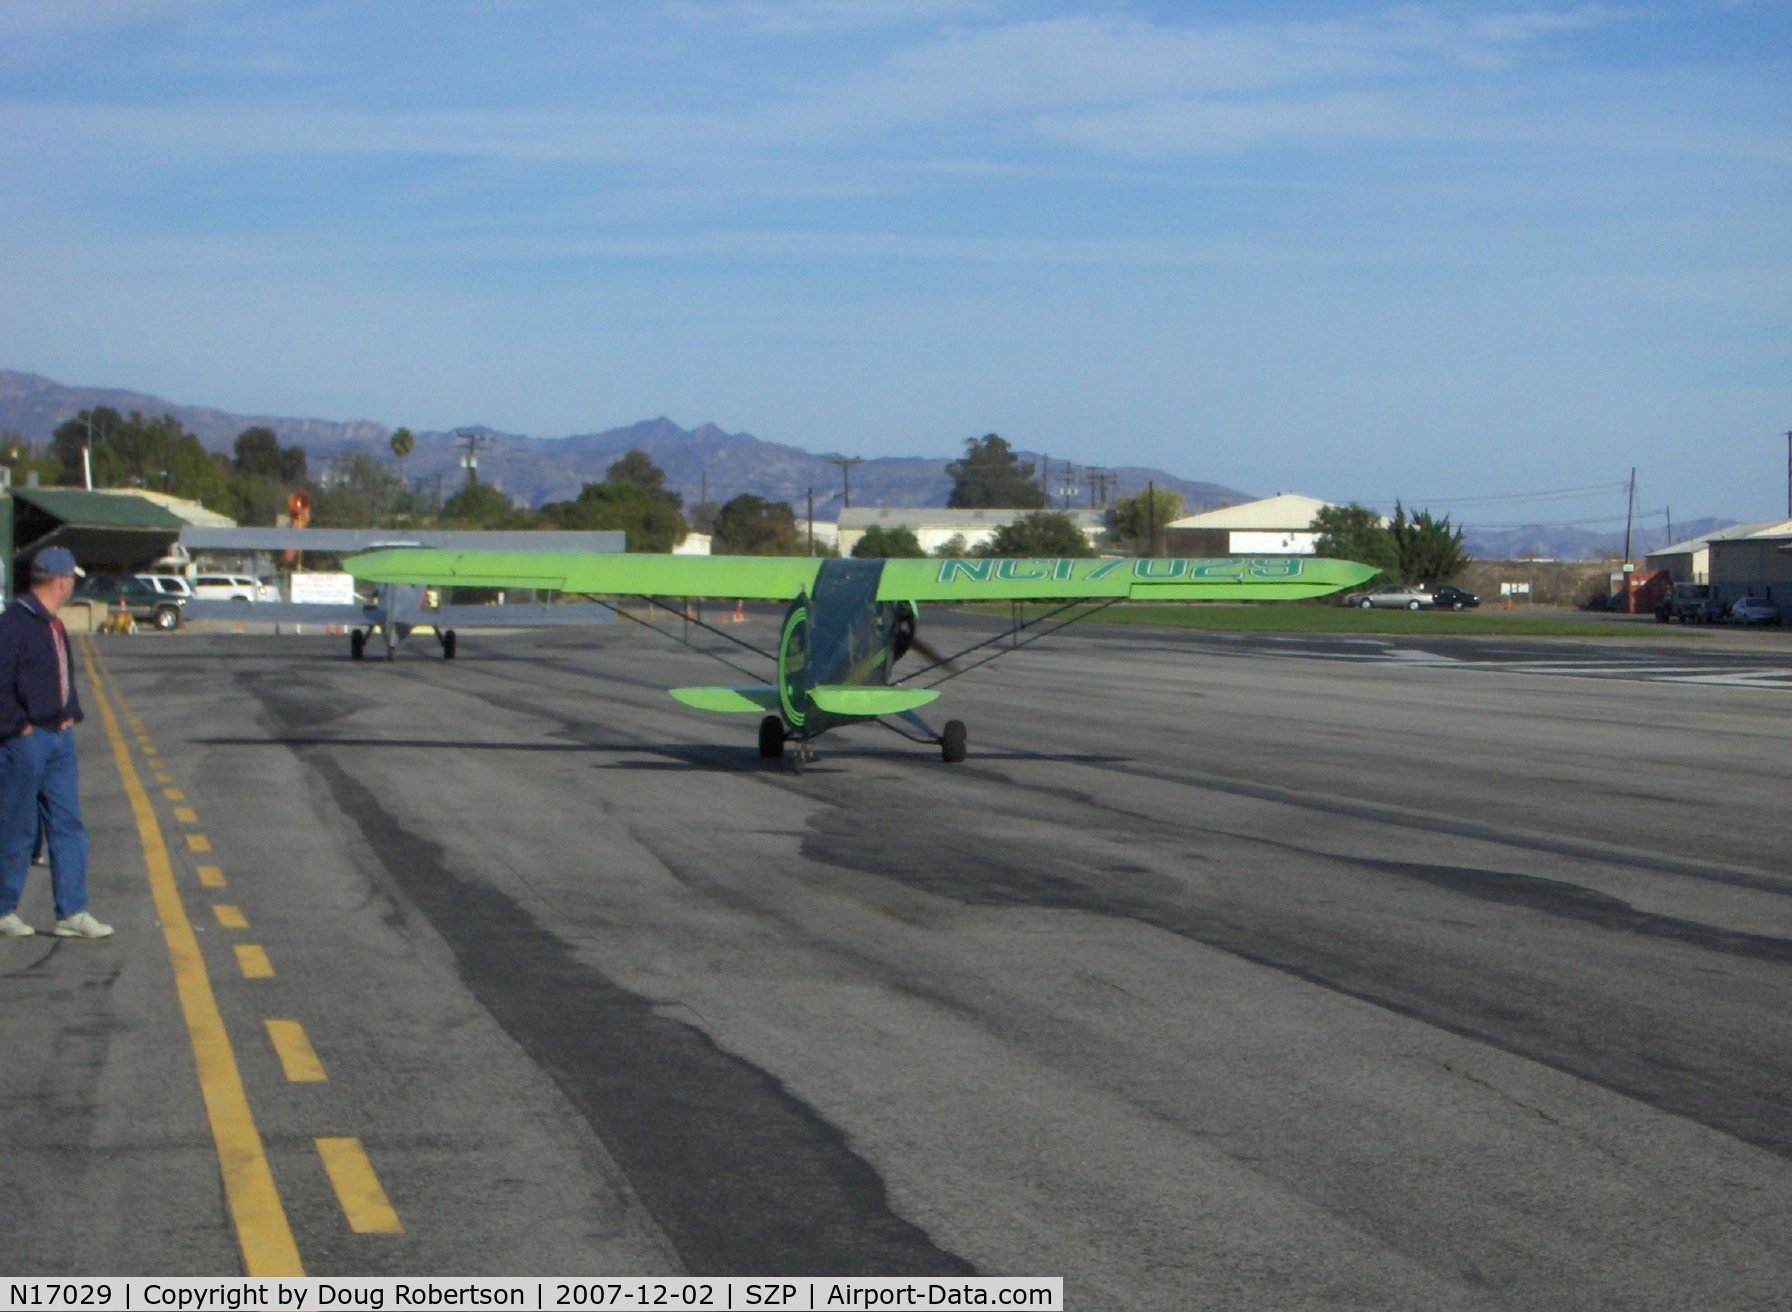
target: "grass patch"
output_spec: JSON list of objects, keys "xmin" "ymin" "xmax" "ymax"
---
[{"xmin": 963, "ymin": 602, "xmax": 1681, "ymax": 639}]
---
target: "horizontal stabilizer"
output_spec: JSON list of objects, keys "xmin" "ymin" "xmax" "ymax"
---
[
  {"xmin": 669, "ymin": 685, "xmax": 782, "ymax": 713},
  {"xmin": 809, "ymin": 685, "xmax": 940, "ymax": 717}
]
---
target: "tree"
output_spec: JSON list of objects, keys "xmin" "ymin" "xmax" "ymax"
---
[
  {"xmin": 850, "ymin": 525, "xmax": 925, "ymax": 558},
  {"xmin": 1111, "ymin": 487, "xmax": 1183, "ymax": 552},
  {"xmin": 931, "ymin": 533, "xmax": 969, "ymax": 559},
  {"xmin": 979, "ymin": 511, "xmax": 1097, "ymax": 558},
  {"xmin": 312, "ymin": 450, "xmax": 405, "ymax": 527},
  {"xmin": 233, "ymin": 426, "xmax": 308, "ymax": 486},
  {"xmin": 51, "ymin": 407, "xmax": 123, "ymax": 485},
  {"xmin": 604, "ymin": 449, "xmax": 678, "ymax": 504},
  {"xmin": 389, "ymin": 426, "xmax": 414, "ymax": 496},
  {"xmin": 1389, "ymin": 502, "xmax": 1470, "ymax": 584},
  {"xmin": 537, "ymin": 481, "xmax": 686, "ymax": 552},
  {"xmin": 1312, "ymin": 503, "xmax": 1398, "ymax": 581},
  {"xmin": 439, "ymin": 481, "xmax": 522, "ymax": 529},
  {"xmin": 946, "ymin": 434, "xmax": 1047, "ymax": 509},
  {"xmin": 712, "ymin": 494, "xmax": 800, "ymax": 555},
  {"xmin": 234, "ymin": 427, "xmax": 282, "ymax": 478}
]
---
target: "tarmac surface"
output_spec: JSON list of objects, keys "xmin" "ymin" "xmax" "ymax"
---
[{"xmin": 4, "ymin": 613, "xmax": 1790, "ymax": 1307}]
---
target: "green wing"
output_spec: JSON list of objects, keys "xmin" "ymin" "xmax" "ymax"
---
[
  {"xmin": 348, "ymin": 550, "xmax": 825, "ymax": 600},
  {"xmin": 875, "ymin": 556, "xmax": 1376, "ymax": 602},
  {"xmin": 349, "ymin": 548, "xmax": 1374, "ymax": 603}
]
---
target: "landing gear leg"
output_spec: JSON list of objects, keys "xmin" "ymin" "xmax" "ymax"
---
[{"xmin": 758, "ymin": 715, "xmax": 786, "ymax": 759}]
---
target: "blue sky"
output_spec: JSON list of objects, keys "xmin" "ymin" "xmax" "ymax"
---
[{"xmin": 2, "ymin": 1, "xmax": 1787, "ymax": 530}]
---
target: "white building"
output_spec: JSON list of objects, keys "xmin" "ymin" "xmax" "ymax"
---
[
  {"xmin": 1163, "ymin": 493, "xmax": 1339, "ymax": 556},
  {"xmin": 837, "ymin": 507, "xmax": 1107, "ymax": 557}
]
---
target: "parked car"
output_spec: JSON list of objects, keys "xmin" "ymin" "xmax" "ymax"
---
[
  {"xmin": 1656, "ymin": 582, "xmax": 1725, "ymax": 623},
  {"xmin": 1429, "ymin": 586, "xmax": 1480, "ymax": 611},
  {"xmin": 1342, "ymin": 583, "xmax": 1432, "ymax": 610},
  {"xmin": 191, "ymin": 573, "xmax": 275, "ymax": 602},
  {"xmin": 1727, "ymin": 596, "xmax": 1782, "ymax": 626},
  {"xmin": 76, "ymin": 574, "xmax": 186, "ymax": 630}
]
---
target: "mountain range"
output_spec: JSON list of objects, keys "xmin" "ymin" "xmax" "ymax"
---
[
  {"xmin": 0, "ymin": 369, "xmax": 1730, "ymax": 558},
  {"xmin": 0, "ymin": 369, "xmax": 1243, "ymax": 522}
]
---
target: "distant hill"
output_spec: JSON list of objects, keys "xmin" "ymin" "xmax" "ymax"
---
[
  {"xmin": 0, "ymin": 370, "xmax": 1246, "ymax": 520},
  {"xmin": 1459, "ymin": 517, "xmax": 1736, "ymax": 563}
]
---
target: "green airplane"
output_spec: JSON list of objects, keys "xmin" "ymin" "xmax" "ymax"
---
[{"xmin": 348, "ymin": 550, "xmax": 1373, "ymax": 770}]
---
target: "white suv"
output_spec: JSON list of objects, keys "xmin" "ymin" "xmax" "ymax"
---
[
  {"xmin": 191, "ymin": 573, "xmax": 273, "ymax": 602},
  {"xmin": 136, "ymin": 574, "xmax": 196, "ymax": 601}
]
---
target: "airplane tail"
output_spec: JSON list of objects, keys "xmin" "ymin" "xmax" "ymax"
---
[{"xmin": 809, "ymin": 686, "xmax": 939, "ymax": 716}]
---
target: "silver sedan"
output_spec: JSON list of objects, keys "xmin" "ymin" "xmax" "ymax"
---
[{"xmin": 1341, "ymin": 583, "xmax": 1432, "ymax": 610}]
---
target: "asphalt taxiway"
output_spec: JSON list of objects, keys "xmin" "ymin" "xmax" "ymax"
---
[{"xmin": 4, "ymin": 616, "xmax": 1789, "ymax": 1308}]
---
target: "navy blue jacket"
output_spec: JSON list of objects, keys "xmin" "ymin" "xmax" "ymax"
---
[{"xmin": 0, "ymin": 593, "xmax": 84, "ymax": 738}]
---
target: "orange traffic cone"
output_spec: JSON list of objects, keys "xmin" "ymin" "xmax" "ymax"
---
[{"xmin": 734, "ymin": 599, "xmax": 745, "ymax": 623}]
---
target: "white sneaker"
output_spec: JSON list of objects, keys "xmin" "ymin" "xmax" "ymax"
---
[
  {"xmin": 51, "ymin": 912, "xmax": 113, "ymax": 939},
  {"xmin": 0, "ymin": 912, "xmax": 34, "ymax": 937}
]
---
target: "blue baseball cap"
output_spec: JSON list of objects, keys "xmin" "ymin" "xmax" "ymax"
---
[{"xmin": 29, "ymin": 547, "xmax": 83, "ymax": 578}]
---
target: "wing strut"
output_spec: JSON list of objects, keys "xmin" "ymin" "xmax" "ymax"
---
[
  {"xmin": 903, "ymin": 597, "xmax": 1123, "ymax": 689},
  {"xmin": 577, "ymin": 594, "xmax": 775, "ymax": 684}
]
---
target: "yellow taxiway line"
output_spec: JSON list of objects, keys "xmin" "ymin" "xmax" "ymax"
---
[{"xmin": 83, "ymin": 639, "xmax": 305, "ymax": 1277}]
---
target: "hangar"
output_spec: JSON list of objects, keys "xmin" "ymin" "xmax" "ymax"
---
[
  {"xmin": 1162, "ymin": 493, "xmax": 1337, "ymax": 557},
  {"xmin": 1645, "ymin": 520, "xmax": 1792, "ymax": 585}
]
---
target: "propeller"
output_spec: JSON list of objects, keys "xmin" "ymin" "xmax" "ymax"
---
[{"xmin": 891, "ymin": 602, "xmax": 957, "ymax": 674}]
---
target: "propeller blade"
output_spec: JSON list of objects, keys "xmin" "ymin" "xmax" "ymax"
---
[{"xmin": 910, "ymin": 634, "xmax": 958, "ymax": 673}]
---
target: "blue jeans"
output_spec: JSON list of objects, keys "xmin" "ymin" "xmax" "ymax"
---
[{"xmin": 0, "ymin": 728, "xmax": 89, "ymax": 919}]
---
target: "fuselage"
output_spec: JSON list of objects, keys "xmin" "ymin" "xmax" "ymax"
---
[{"xmin": 778, "ymin": 558, "xmax": 908, "ymax": 741}]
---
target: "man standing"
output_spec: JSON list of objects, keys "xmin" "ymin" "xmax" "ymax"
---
[{"xmin": 0, "ymin": 547, "xmax": 111, "ymax": 938}]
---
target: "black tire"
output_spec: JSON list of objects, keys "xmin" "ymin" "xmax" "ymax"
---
[
  {"xmin": 758, "ymin": 715, "xmax": 785, "ymax": 759},
  {"xmin": 350, "ymin": 629, "xmax": 366, "ymax": 660},
  {"xmin": 154, "ymin": 605, "xmax": 179, "ymax": 631},
  {"xmin": 941, "ymin": 719, "xmax": 967, "ymax": 763},
  {"xmin": 1360, "ymin": 599, "xmax": 1373, "ymax": 609},
  {"xmin": 442, "ymin": 630, "xmax": 457, "ymax": 660}
]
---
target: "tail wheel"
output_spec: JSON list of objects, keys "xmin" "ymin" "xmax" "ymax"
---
[
  {"xmin": 442, "ymin": 630, "xmax": 457, "ymax": 660},
  {"xmin": 941, "ymin": 719, "xmax": 967, "ymax": 763},
  {"xmin": 350, "ymin": 630, "xmax": 367, "ymax": 660},
  {"xmin": 758, "ymin": 715, "xmax": 786, "ymax": 759}
]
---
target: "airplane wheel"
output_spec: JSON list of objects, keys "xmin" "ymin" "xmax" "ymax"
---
[
  {"xmin": 350, "ymin": 630, "xmax": 366, "ymax": 661},
  {"xmin": 442, "ymin": 630, "xmax": 457, "ymax": 660},
  {"xmin": 941, "ymin": 719, "xmax": 967, "ymax": 763},
  {"xmin": 758, "ymin": 715, "xmax": 786, "ymax": 759}
]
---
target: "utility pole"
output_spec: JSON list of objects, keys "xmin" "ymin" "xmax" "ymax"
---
[
  {"xmin": 456, "ymin": 430, "xmax": 487, "ymax": 489},
  {"xmin": 1040, "ymin": 453, "xmax": 1049, "ymax": 500},
  {"xmin": 1061, "ymin": 460, "xmax": 1075, "ymax": 510},
  {"xmin": 807, "ymin": 487, "xmax": 815, "ymax": 556},
  {"xmin": 828, "ymin": 455, "xmax": 862, "ymax": 509},
  {"xmin": 1621, "ymin": 466, "xmax": 1637, "ymax": 565}
]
